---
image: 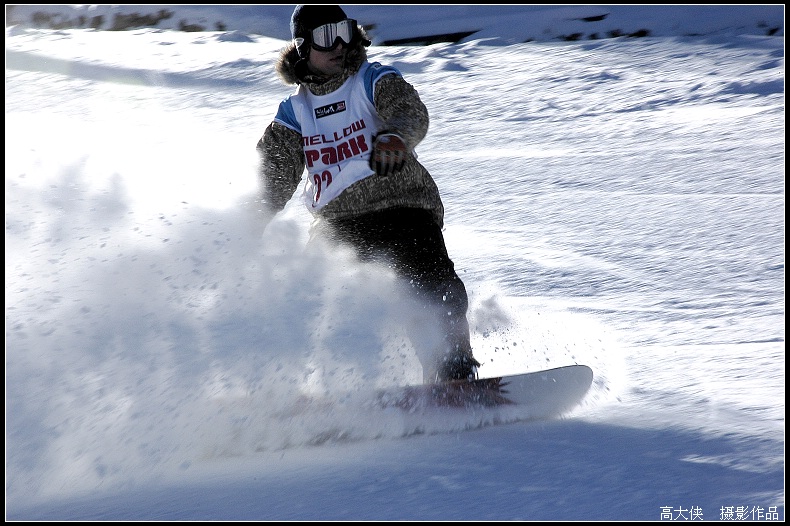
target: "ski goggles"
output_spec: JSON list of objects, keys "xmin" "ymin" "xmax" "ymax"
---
[{"xmin": 307, "ymin": 19, "xmax": 357, "ymax": 51}]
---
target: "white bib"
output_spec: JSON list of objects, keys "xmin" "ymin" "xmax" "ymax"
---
[{"xmin": 274, "ymin": 62, "xmax": 398, "ymax": 211}]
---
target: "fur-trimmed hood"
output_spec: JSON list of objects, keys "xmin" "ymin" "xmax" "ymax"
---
[{"xmin": 274, "ymin": 25, "xmax": 371, "ymax": 87}]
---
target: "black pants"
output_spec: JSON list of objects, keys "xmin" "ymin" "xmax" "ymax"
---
[{"xmin": 323, "ymin": 208, "xmax": 472, "ymax": 376}]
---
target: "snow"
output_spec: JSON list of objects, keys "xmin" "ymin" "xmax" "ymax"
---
[{"xmin": 5, "ymin": 5, "xmax": 785, "ymax": 521}]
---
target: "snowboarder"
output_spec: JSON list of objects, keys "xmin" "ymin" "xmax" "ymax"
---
[{"xmin": 256, "ymin": 4, "xmax": 480, "ymax": 382}]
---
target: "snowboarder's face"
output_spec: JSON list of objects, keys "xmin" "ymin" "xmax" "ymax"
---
[{"xmin": 307, "ymin": 45, "xmax": 346, "ymax": 77}]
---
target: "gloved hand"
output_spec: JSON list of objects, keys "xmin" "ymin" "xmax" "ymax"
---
[{"xmin": 370, "ymin": 133, "xmax": 407, "ymax": 177}]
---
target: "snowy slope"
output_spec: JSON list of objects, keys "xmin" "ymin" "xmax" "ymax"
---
[{"xmin": 5, "ymin": 5, "xmax": 785, "ymax": 521}]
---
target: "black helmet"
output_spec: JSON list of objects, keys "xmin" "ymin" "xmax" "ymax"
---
[{"xmin": 291, "ymin": 4, "xmax": 348, "ymax": 40}]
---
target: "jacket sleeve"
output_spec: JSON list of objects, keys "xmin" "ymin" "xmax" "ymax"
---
[
  {"xmin": 256, "ymin": 121, "xmax": 305, "ymax": 215},
  {"xmin": 372, "ymin": 73, "xmax": 429, "ymax": 151}
]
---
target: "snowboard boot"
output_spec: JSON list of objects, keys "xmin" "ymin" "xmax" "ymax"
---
[{"xmin": 435, "ymin": 344, "xmax": 481, "ymax": 383}]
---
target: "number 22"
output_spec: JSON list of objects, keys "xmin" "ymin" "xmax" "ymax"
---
[{"xmin": 312, "ymin": 170, "xmax": 333, "ymax": 203}]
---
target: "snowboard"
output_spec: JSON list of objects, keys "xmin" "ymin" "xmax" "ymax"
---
[{"xmin": 376, "ymin": 364, "xmax": 594, "ymax": 415}]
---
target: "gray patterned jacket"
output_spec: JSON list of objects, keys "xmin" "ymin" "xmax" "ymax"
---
[{"xmin": 256, "ymin": 28, "xmax": 445, "ymax": 228}]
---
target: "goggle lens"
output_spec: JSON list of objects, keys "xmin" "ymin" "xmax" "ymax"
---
[{"xmin": 310, "ymin": 19, "xmax": 356, "ymax": 51}]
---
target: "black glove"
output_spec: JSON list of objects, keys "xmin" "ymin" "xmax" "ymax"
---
[{"xmin": 369, "ymin": 133, "xmax": 407, "ymax": 177}]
